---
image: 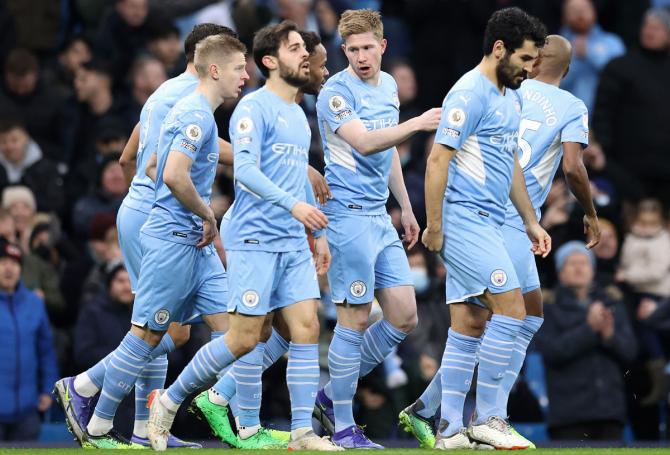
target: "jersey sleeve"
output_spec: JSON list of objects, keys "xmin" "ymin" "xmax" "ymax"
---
[
  {"xmin": 231, "ymin": 99, "xmax": 299, "ymax": 212},
  {"xmin": 561, "ymin": 100, "xmax": 589, "ymax": 148},
  {"xmin": 168, "ymin": 110, "xmax": 214, "ymax": 160},
  {"xmin": 435, "ymin": 89, "xmax": 484, "ymax": 150},
  {"xmin": 316, "ymin": 82, "xmax": 359, "ymax": 133}
]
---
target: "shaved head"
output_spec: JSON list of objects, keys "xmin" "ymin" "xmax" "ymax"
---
[{"xmin": 530, "ymin": 34, "xmax": 572, "ymax": 80}]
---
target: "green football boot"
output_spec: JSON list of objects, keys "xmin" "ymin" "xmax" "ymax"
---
[
  {"xmin": 399, "ymin": 405, "xmax": 436, "ymax": 449},
  {"xmin": 188, "ymin": 391, "xmax": 238, "ymax": 447},
  {"xmin": 509, "ymin": 424, "xmax": 536, "ymax": 449},
  {"xmin": 267, "ymin": 428, "xmax": 291, "ymax": 443},
  {"xmin": 82, "ymin": 429, "xmax": 145, "ymax": 449},
  {"xmin": 236, "ymin": 427, "xmax": 288, "ymax": 449}
]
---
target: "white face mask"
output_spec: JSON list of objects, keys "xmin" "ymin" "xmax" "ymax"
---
[{"xmin": 410, "ymin": 267, "xmax": 429, "ymax": 293}]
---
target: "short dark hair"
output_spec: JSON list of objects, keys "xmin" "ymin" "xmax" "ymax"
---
[
  {"xmin": 299, "ymin": 31, "xmax": 321, "ymax": 55},
  {"xmin": 5, "ymin": 48, "xmax": 38, "ymax": 76},
  {"xmin": 253, "ymin": 21, "xmax": 299, "ymax": 77},
  {"xmin": 184, "ymin": 23, "xmax": 238, "ymax": 63},
  {"xmin": 0, "ymin": 118, "xmax": 25, "ymax": 135},
  {"xmin": 81, "ymin": 58, "xmax": 113, "ymax": 79},
  {"xmin": 149, "ymin": 22, "xmax": 180, "ymax": 42},
  {"xmin": 482, "ymin": 7, "xmax": 547, "ymax": 55}
]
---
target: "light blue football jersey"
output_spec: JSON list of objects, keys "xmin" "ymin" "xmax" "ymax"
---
[
  {"xmin": 504, "ymin": 79, "xmax": 589, "ymax": 230},
  {"xmin": 224, "ymin": 87, "xmax": 312, "ymax": 252},
  {"xmin": 316, "ymin": 69, "xmax": 400, "ymax": 215},
  {"xmin": 123, "ymin": 72, "xmax": 199, "ymax": 213},
  {"xmin": 435, "ymin": 68, "xmax": 522, "ymax": 225},
  {"xmin": 141, "ymin": 91, "xmax": 218, "ymax": 245}
]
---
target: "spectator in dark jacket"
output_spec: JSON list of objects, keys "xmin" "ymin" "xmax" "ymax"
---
[
  {"xmin": 71, "ymin": 153, "xmax": 128, "ymax": 239},
  {"xmin": 0, "ymin": 119, "xmax": 65, "ymax": 215},
  {"xmin": 537, "ymin": 241, "xmax": 637, "ymax": 441},
  {"xmin": 0, "ymin": 238, "xmax": 58, "ymax": 441},
  {"xmin": 593, "ymin": 8, "xmax": 670, "ymax": 207},
  {"xmin": 73, "ymin": 262, "xmax": 135, "ymax": 436},
  {"xmin": 0, "ymin": 48, "xmax": 72, "ymax": 163}
]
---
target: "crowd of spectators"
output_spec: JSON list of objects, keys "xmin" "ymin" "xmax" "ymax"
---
[{"xmin": 1, "ymin": 0, "xmax": 670, "ymax": 444}]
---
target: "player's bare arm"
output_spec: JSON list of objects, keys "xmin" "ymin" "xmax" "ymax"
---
[
  {"xmin": 562, "ymin": 142, "xmax": 600, "ymax": 249},
  {"xmin": 145, "ymin": 152, "xmax": 157, "ymax": 182},
  {"xmin": 336, "ymin": 107, "xmax": 441, "ymax": 156},
  {"xmin": 389, "ymin": 149, "xmax": 419, "ymax": 249},
  {"xmin": 313, "ymin": 235, "xmax": 331, "ymax": 276},
  {"xmin": 422, "ymin": 142, "xmax": 456, "ymax": 252},
  {"xmin": 119, "ymin": 122, "xmax": 140, "ymax": 185},
  {"xmin": 308, "ymin": 165, "xmax": 331, "ymax": 205},
  {"xmin": 510, "ymin": 152, "xmax": 551, "ymax": 257},
  {"xmin": 163, "ymin": 151, "xmax": 218, "ymax": 247},
  {"xmin": 217, "ymin": 138, "xmax": 233, "ymax": 165}
]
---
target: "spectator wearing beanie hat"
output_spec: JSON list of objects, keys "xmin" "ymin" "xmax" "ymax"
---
[
  {"xmin": 0, "ymin": 238, "xmax": 59, "ymax": 441},
  {"xmin": 2, "ymin": 185, "xmax": 35, "ymax": 251},
  {"xmin": 536, "ymin": 240, "xmax": 637, "ymax": 441}
]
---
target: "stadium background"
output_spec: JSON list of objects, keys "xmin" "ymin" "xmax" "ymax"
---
[{"xmin": 1, "ymin": 0, "xmax": 670, "ymax": 446}]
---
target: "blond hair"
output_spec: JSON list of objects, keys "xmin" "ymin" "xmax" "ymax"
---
[
  {"xmin": 194, "ymin": 34, "xmax": 247, "ymax": 78},
  {"xmin": 338, "ymin": 9, "xmax": 383, "ymax": 41}
]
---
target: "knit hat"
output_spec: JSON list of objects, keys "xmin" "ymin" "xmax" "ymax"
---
[
  {"xmin": 2, "ymin": 185, "xmax": 36, "ymax": 212},
  {"xmin": 554, "ymin": 240, "xmax": 595, "ymax": 271},
  {"xmin": 646, "ymin": 8, "xmax": 670, "ymax": 32},
  {"xmin": 0, "ymin": 237, "xmax": 22, "ymax": 265}
]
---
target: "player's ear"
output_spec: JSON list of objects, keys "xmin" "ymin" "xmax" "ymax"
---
[
  {"xmin": 563, "ymin": 64, "xmax": 570, "ymax": 79},
  {"xmin": 493, "ymin": 40, "xmax": 505, "ymax": 60},
  {"xmin": 261, "ymin": 55, "xmax": 277, "ymax": 72},
  {"xmin": 207, "ymin": 62, "xmax": 220, "ymax": 80},
  {"xmin": 379, "ymin": 38, "xmax": 387, "ymax": 55}
]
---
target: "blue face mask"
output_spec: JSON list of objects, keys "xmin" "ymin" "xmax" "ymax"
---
[{"xmin": 411, "ymin": 267, "xmax": 430, "ymax": 293}]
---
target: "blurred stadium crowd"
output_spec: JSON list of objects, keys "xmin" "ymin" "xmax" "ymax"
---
[{"xmin": 1, "ymin": 0, "xmax": 670, "ymax": 444}]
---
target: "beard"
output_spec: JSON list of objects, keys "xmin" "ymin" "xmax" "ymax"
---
[
  {"xmin": 279, "ymin": 59, "xmax": 309, "ymax": 88},
  {"xmin": 496, "ymin": 53, "xmax": 526, "ymax": 89}
]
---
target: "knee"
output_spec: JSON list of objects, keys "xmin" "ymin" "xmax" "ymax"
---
[
  {"xmin": 390, "ymin": 312, "xmax": 418, "ymax": 334},
  {"xmin": 230, "ymin": 330, "xmax": 260, "ymax": 356},
  {"xmin": 292, "ymin": 314, "xmax": 320, "ymax": 343},
  {"xmin": 168, "ymin": 324, "xmax": 191, "ymax": 348}
]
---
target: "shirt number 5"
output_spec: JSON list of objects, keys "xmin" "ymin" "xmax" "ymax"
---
[{"xmin": 518, "ymin": 119, "xmax": 542, "ymax": 169}]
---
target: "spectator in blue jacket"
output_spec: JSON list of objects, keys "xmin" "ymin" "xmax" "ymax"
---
[
  {"xmin": 560, "ymin": 0, "xmax": 625, "ymax": 113},
  {"xmin": 0, "ymin": 237, "xmax": 58, "ymax": 441}
]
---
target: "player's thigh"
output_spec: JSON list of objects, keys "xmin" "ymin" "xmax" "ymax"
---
[
  {"xmin": 116, "ymin": 204, "xmax": 148, "ymax": 291},
  {"xmin": 132, "ymin": 235, "xmax": 197, "ymax": 331},
  {"xmin": 326, "ymin": 214, "xmax": 376, "ymax": 304},
  {"xmin": 183, "ymin": 244, "xmax": 229, "ymax": 329},
  {"xmin": 449, "ymin": 302, "xmax": 489, "ymax": 337},
  {"xmin": 501, "ymin": 224, "xmax": 541, "ymax": 296},
  {"xmin": 272, "ymin": 249, "xmax": 320, "ymax": 313},
  {"xmin": 479, "ymin": 288, "xmax": 526, "ymax": 320},
  {"xmin": 374, "ymin": 215, "xmax": 413, "ymax": 290},
  {"xmin": 442, "ymin": 206, "xmax": 520, "ymax": 304},
  {"xmin": 226, "ymin": 249, "xmax": 277, "ymax": 317}
]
